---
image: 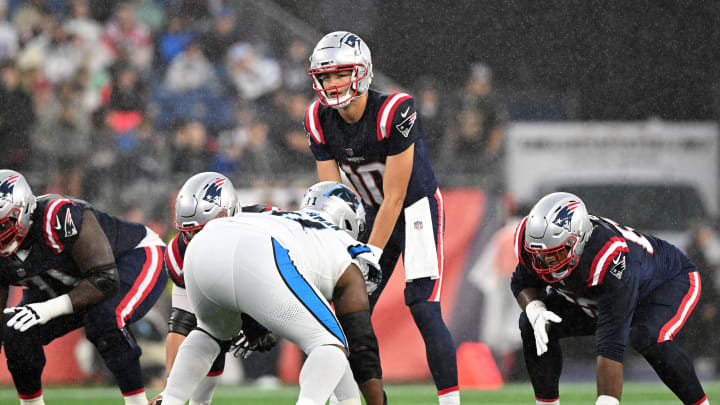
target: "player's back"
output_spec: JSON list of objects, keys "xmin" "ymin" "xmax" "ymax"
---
[{"xmin": 202, "ymin": 211, "xmax": 357, "ymax": 299}]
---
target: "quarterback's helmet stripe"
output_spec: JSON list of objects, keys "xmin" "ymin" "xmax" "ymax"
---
[
  {"xmin": 514, "ymin": 216, "xmax": 528, "ymax": 264},
  {"xmin": 588, "ymin": 237, "xmax": 628, "ymax": 286},
  {"xmin": 43, "ymin": 198, "xmax": 73, "ymax": 254},
  {"xmin": 429, "ymin": 188, "xmax": 445, "ymax": 302},
  {"xmin": 305, "ymin": 100, "xmax": 325, "ymax": 144},
  {"xmin": 377, "ymin": 92, "xmax": 411, "ymax": 141},
  {"xmin": 115, "ymin": 245, "xmax": 164, "ymax": 328},
  {"xmin": 165, "ymin": 233, "xmax": 185, "ymax": 287},
  {"xmin": 272, "ymin": 237, "xmax": 347, "ymax": 347},
  {"xmin": 658, "ymin": 271, "xmax": 701, "ymax": 342}
]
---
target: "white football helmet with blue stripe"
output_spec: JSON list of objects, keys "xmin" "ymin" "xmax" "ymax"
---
[{"xmin": 300, "ymin": 181, "xmax": 365, "ymax": 239}]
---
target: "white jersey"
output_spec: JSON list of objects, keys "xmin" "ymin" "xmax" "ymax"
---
[{"xmin": 182, "ymin": 210, "xmax": 376, "ymax": 352}]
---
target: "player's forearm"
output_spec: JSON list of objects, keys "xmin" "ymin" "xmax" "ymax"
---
[
  {"xmin": 68, "ymin": 278, "xmax": 109, "ymax": 310},
  {"xmin": 165, "ymin": 332, "xmax": 186, "ymax": 378},
  {"xmin": 367, "ymin": 197, "xmax": 404, "ymax": 249},
  {"xmin": 516, "ymin": 287, "xmax": 543, "ymax": 311},
  {"xmin": 359, "ymin": 378, "xmax": 385, "ymax": 405},
  {"xmin": 596, "ymin": 355, "xmax": 623, "ymax": 400}
]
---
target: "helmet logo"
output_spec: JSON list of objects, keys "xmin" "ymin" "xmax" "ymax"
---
[
  {"xmin": 344, "ymin": 34, "xmax": 360, "ymax": 48},
  {"xmin": 325, "ymin": 186, "xmax": 359, "ymax": 210},
  {"xmin": 551, "ymin": 201, "xmax": 581, "ymax": 231},
  {"xmin": 0, "ymin": 175, "xmax": 19, "ymax": 200},
  {"xmin": 202, "ymin": 178, "xmax": 226, "ymax": 205}
]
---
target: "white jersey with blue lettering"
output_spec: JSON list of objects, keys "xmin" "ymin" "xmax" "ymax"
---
[{"xmin": 182, "ymin": 211, "xmax": 373, "ymax": 352}]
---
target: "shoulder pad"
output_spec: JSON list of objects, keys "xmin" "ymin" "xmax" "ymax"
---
[
  {"xmin": 41, "ymin": 198, "xmax": 80, "ymax": 254},
  {"xmin": 376, "ymin": 92, "xmax": 413, "ymax": 141},
  {"xmin": 587, "ymin": 236, "xmax": 629, "ymax": 287},
  {"xmin": 304, "ymin": 100, "xmax": 326, "ymax": 145},
  {"xmin": 164, "ymin": 233, "xmax": 186, "ymax": 287}
]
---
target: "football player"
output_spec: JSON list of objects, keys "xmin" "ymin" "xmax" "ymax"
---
[
  {"xmin": 159, "ymin": 182, "xmax": 385, "ymax": 405},
  {"xmin": 0, "ymin": 169, "xmax": 167, "ymax": 405},
  {"xmin": 152, "ymin": 172, "xmax": 277, "ymax": 405},
  {"xmin": 512, "ymin": 192, "xmax": 710, "ymax": 405},
  {"xmin": 305, "ymin": 31, "xmax": 459, "ymax": 404}
]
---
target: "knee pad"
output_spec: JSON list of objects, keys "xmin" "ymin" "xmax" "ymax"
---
[{"xmin": 89, "ymin": 327, "xmax": 141, "ymax": 360}]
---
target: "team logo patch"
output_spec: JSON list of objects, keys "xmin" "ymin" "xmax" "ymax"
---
[
  {"xmin": 395, "ymin": 112, "xmax": 417, "ymax": 138},
  {"xmin": 203, "ymin": 178, "xmax": 226, "ymax": 204},
  {"xmin": 344, "ymin": 34, "xmax": 360, "ymax": 48},
  {"xmin": 414, "ymin": 220, "xmax": 423, "ymax": 230},
  {"xmin": 0, "ymin": 175, "xmax": 19, "ymax": 200},
  {"xmin": 609, "ymin": 254, "xmax": 625, "ymax": 280},
  {"xmin": 64, "ymin": 209, "xmax": 77, "ymax": 237}
]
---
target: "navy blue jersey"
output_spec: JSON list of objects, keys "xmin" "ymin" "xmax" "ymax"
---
[
  {"xmin": 511, "ymin": 215, "xmax": 697, "ymax": 359},
  {"xmin": 0, "ymin": 194, "xmax": 148, "ymax": 295},
  {"xmin": 165, "ymin": 204, "xmax": 273, "ymax": 288},
  {"xmin": 305, "ymin": 89, "xmax": 438, "ymax": 210}
]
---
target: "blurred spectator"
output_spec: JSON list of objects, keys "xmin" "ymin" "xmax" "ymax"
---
[
  {"xmin": 103, "ymin": 2, "xmax": 153, "ymax": 71},
  {"xmin": 163, "ymin": 40, "xmax": 217, "ymax": 93},
  {"xmin": 108, "ymin": 63, "xmax": 144, "ymax": 132},
  {"xmin": 35, "ymin": 80, "xmax": 91, "ymax": 196},
  {"xmin": 157, "ymin": 15, "xmax": 191, "ymax": 66},
  {"xmin": 442, "ymin": 62, "xmax": 508, "ymax": 190},
  {"xmin": 42, "ymin": 20, "xmax": 83, "ymax": 83},
  {"xmin": 271, "ymin": 91, "xmax": 313, "ymax": 178},
  {"xmin": 171, "ymin": 120, "xmax": 210, "ymax": 179},
  {"xmin": 413, "ymin": 75, "xmax": 448, "ymax": 165},
  {"xmin": 226, "ymin": 42, "xmax": 281, "ymax": 104},
  {"xmin": 0, "ymin": 61, "xmax": 34, "ymax": 170},
  {"xmin": 281, "ymin": 38, "xmax": 310, "ymax": 94},
  {"xmin": 130, "ymin": 0, "xmax": 166, "ymax": 34},
  {"xmin": 199, "ymin": 10, "xmax": 239, "ymax": 64},
  {"xmin": 64, "ymin": 0, "xmax": 112, "ymax": 72},
  {"xmin": 0, "ymin": 0, "xmax": 19, "ymax": 60}
]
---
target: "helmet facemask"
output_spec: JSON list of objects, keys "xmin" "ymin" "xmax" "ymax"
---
[
  {"xmin": 309, "ymin": 63, "xmax": 368, "ymax": 108},
  {"xmin": 0, "ymin": 207, "xmax": 28, "ymax": 257},
  {"xmin": 525, "ymin": 235, "xmax": 580, "ymax": 283}
]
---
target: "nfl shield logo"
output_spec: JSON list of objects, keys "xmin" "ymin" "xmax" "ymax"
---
[
  {"xmin": 345, "ymin": 148, "xmax": 354, "ymax": 156},
  {"xmin": 414, "ymin": 220, "xmax": 423, "ymax": 230}
]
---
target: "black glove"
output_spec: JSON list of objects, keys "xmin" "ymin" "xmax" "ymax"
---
[{"xmin": 230, "ymin": 314, "xmax": 278, "ymax": 358}]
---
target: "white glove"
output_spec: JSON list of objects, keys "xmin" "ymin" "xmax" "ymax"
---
[
  {"xmin": 596, "ymin": 395, "xmax": 620, "ymax": 405},
  {"xmin": 4, "ymin": 294, "xmax": 74, "ymax": 332},
  {"xmin": 525, "ymin": 300, "xmax": 562, "ymax": 356},
  {"xmin": 353, "ymin": 244, "xmax": 383, "ymax": 294}
]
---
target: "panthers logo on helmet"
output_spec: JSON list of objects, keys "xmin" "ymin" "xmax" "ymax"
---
[
  {"xmin": 0, "ymin": 175, "xmax": 19, "ymax": 200},
  {"xmin": 202, "ymin": 178, "xmax": 226, "ymax": 205},
  {"xmin": 326, "ymin": 185, "xmax": 360, "ymax": 210},
  {"xmin": 551, "ymin": 201, "xmax": 582, "ymax": 230}
]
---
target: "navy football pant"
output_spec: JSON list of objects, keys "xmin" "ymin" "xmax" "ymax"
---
[
  {"xmin": 3, "ymin": 245, "xmax": 167, "ymax": 399},
  {"xmin": 366, "ymin": 192, "xmax": 458, "ymax": 395},
  {"xmin": 520, "ymin": 272, "xmax": 705, "ymax": 404}
]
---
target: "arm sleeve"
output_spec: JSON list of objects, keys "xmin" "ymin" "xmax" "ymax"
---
[
  {"xmin": 164, "ymin": 329, "xmax": 221, "ymax": 404},
  {"xmin": 385, "ymin": 97, "xmax": 422, "ymax": 156},
  {"xmin": 594, "ymin": 263, "xmax": 638, "ymax": 362}
]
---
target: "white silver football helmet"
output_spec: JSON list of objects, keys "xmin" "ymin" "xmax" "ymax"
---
[
  {"xmin": 308, "ymin": 31, "xmax": 373, "ymax": 108},
  {"xmin": 300, "ymin": 181, "xmax": 365, "ymax": 239},
  {"xmin": 524, "ymin": 192, "xmax": 594, "ymax": 283},
  {"xmin": 175, "ymin": 172, "xmax": 239, "ymax": 242},
  {"xmin": 0, "ymin": 169, "xmax": 36, "ymax": 257}
]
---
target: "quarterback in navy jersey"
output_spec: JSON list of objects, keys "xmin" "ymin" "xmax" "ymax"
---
[
  {"xmin": 305, "ymin": 31, "xmax": 459, "ymax": 404},
  {"xmin": 152, "ymin": 172, "xmax": 276, "ymax": 405},
  {"xmin": 0, "ymin": 170, "xmax": 167, "ymax": 405},
  {"xmin": 511, "ymin": 192, "xmax": 709, "ymax": 405}
]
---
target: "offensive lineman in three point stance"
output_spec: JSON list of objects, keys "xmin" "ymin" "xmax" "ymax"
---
[{"xmin": 512, "ymin": 192, "xmax": 711, "ymax": 405}]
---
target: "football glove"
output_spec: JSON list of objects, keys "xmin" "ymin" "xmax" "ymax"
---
[
  {"xmin": 524, "ymin": 300, "xmax": 562, "ymax": 356},
  {"xmin": 353, "ymin": 244, "xmax": 383, "ymax": 294},
  {"xmin": 4, "ymin": 294, "xmax": 74, "ymax": 332},
  {"xmin": 231, "ymin": 314, "xmax": 278, "ymax": 358}
]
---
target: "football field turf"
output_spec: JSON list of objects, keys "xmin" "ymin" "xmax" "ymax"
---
[{"xmin": 0, "ymin": 381, "xmax": 717, "ymax": 404}]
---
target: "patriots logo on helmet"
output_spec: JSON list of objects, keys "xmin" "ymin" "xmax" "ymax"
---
[
  {"xmin": 202, "ymin": 178, "xmax": 226, "ymax": 205},
  {"xmin": 344, "ymin": 34, "xmax": 360, "ymax": 48},
  {"xmin": 551, "ymin": 201, "xmax": 581, "ymax": 230},
  {"xmin": 0, "ymin": 175, "xmax": 19, "ymax": 200}
]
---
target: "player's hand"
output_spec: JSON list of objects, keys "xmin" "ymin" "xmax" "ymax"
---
[
  {"xmin": 524, "ymin": 300, "xmax": 562, "ymax": 356},
  {"xmin": 355, "ymin": 244, "xmax": 383, "ymax": 294},
  {"xmin": 148, "ymin": 392, "xmax": 163, "ymax": 405},
  {"xmin": 4, "ymin": 294, "xmax": 73, "ymax": 332}
]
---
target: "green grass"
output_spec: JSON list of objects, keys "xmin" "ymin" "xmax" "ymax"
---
[{"xmin": 0, "ymin": 381, "xmax": 716, "ymax": 404}]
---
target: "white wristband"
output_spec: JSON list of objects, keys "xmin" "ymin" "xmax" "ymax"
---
[{"xmin": 596, "ymin": 395, "xmax": 620, "ymax": 405}]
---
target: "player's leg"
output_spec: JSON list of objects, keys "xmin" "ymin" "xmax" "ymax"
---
[
  {"xmin": 3, "ymin": 290, "xmax": 84, "ymax": 404},
  {"xmin": 227, "ymin": 235, "xmax": 352, "ymax": 404},
  {"xmin": 631, "ymin": 270, "xmax": 708, "ymax": 404},
  {"xmin": 86, "ymin": 244, "xmax": 167, "ymax": 405},
  {"xmin": 518, "ymin": 291, "xmax": 597, "ymax": 404},
  {"xmin": 188, "ymin": 355, "xmax": 225, "ymax": 405},
  {"xmin": 402, "ymin": 192, "xmax": 459, "ymax": 403}
]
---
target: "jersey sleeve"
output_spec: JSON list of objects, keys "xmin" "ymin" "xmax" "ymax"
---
[
  {"xmin": 377, "ymin": 93, "xmax": 420, "ymax": 156},
  {"xmin": 40, "ymin": 198, "xmax": 83, "ymax": 254},
  {"xmin": 164, "ymin": 233, "xmax": 187, "ymax": 287},
  {"xmin": 593, "ymin": 262, "xmax": 638, "ymax": 363},
  {"xmin": 241, "ymin": 204, "xmax": 277, "ymax": 213},
  {"xmin": 305, "ymin": 100, "xmax": 334, "ymax": 161}
]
